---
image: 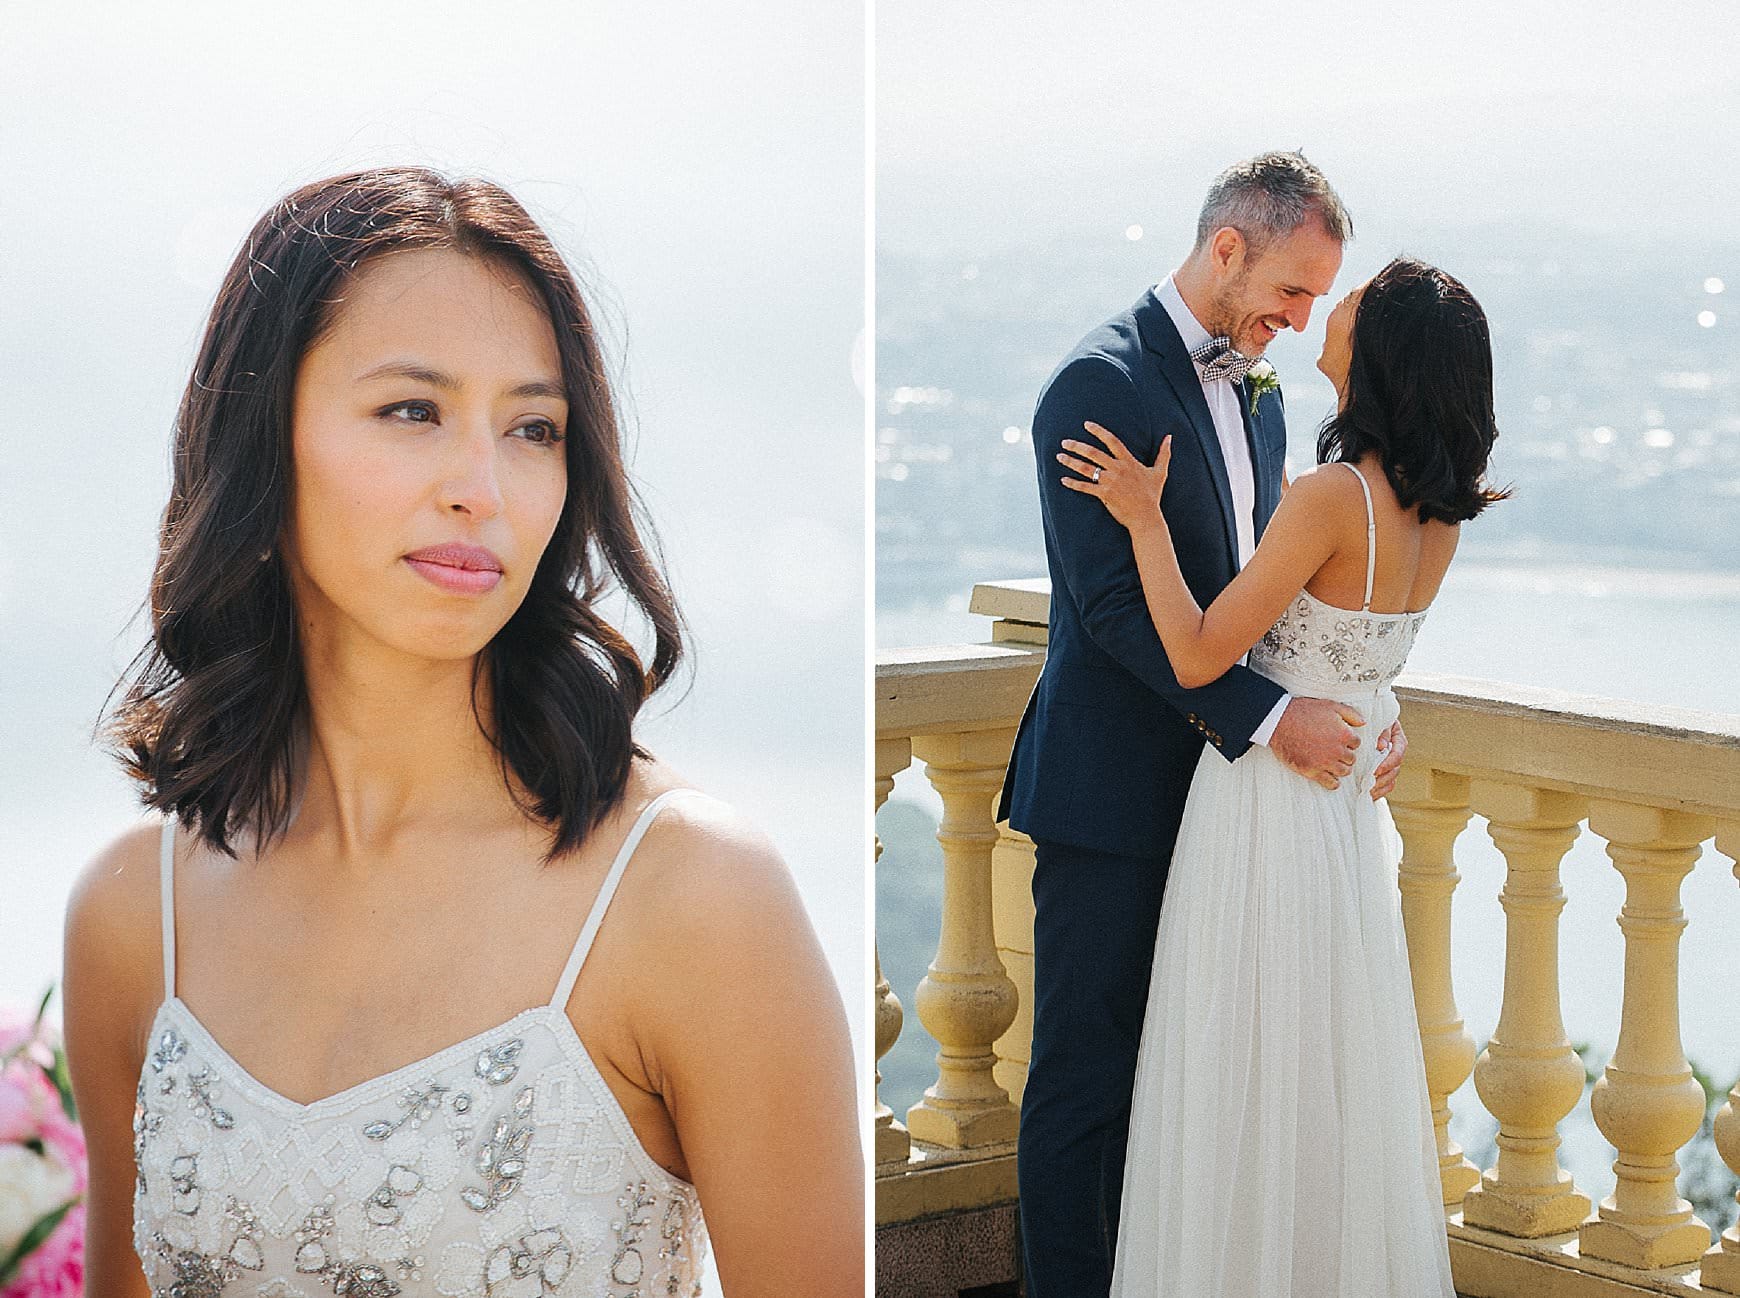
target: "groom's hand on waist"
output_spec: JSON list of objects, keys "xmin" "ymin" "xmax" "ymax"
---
[{"xmin": 1268, "ymin": 697, "xmax": 1364, "ymax": 790}]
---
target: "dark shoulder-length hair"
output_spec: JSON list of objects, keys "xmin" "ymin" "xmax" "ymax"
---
[
  {"xmin": 103, "ymin": 167, "xmax": 685, "ymax": 863},
  {"xmin": 1317, "ymin": 256, "xmax": 1512, "ymax": 523}
]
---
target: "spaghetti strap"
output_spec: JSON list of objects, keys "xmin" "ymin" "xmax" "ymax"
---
[
  {"xmin": 1341, "ymin": 461, "xmax": 1377, "ymax": 612},
  {"xmin": 548, "ymin": 788, "xmax": 707, "ymax": 1009},
  {"xmin": 159, "ymin": 816, "xmax": 177, "ymax": 999}
]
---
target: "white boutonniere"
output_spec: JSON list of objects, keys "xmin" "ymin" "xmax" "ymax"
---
[{"xmin": 1244, "ymin": 361, "xmax": 1280, "ymax": 410}]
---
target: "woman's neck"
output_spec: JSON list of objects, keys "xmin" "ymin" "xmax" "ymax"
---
[{"xmin": 286, "ymin": 638, "xmax": 530, "ymax": 871}]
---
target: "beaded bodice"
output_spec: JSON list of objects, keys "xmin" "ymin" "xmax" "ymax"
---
[
  {"xmin": 1249, "ymin": 590, "xmax": 1428, "ymax": 694},
  {"xmin": 133, "ymin": 790, "xmax": 710, "ymax": 1298},
  {"xmin": 1247, "ymin": 463, "xmax": 1430, "ymax": 697}
]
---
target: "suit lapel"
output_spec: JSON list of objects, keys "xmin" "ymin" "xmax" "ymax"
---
[
  {"xmin": 1134, "ymin": 290, "xmax": 1239, "ymax": 561},
  {"xmin": 1238, "ymin": 380, "xmax": 1275, "ymax": 529}
]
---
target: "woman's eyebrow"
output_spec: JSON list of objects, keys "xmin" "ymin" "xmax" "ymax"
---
[{"xmin": 355, "ymin": 360, "xmax": 566, "ymax": 401}]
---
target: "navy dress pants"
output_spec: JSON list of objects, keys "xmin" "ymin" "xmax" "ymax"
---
[{"xmin": 1017, "ymin": 835, "xmax": 1176, "ymax": 1298}]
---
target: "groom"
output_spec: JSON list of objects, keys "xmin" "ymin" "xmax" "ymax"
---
[{"xmin": 997, "ymin": 152, "xmax": 1408, "ymax": 1295}]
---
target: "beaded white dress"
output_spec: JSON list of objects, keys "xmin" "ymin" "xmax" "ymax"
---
[
  {"xmin": 133, "ymin": 788, "xmax": 710, "ymax": 1298},
  {"xmin": 1109, "ymin": 464, "xmax": 1456, "ymax": 1297}
]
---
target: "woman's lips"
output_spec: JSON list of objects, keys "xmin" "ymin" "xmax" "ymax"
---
[
  {"xmin": 403, "ymin": 545, "xmax": 504, "ymax": 595},
  {"xmin": 405, "ymin": 558, "xmax": 502, "ymax": 594}
]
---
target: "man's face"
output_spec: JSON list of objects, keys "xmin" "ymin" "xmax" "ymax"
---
[{"xmin": 1205, "ymin": 218, "xmax": 1345, "ymax": 358}]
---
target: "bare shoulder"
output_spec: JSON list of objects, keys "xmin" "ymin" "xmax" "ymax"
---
[
  {"xmin": 627, "ymin": 771, "xmax": 794, "ymax": 919},
  {"xmin": 62, "ymin": 817, "xmax": 169, "ymax": 1118},
  {"xmin": 608, "ymin": 759, "xmax": 810, "ymax": 962},
  {"xmin": 64, "ymin": 816, "xmax": 168, "ymax": 1003},
  {"xmin": 611, "ymin": 765, "xmax": 843, "ymax": 1091},
  {"xmin": 1286, "ymin": 460, "xmax": 1366, "ymax": 503},
  {"xmin": 1274, "ymin": 460, "xmax": 1365, "ymax": 527},
  {"xmin": 63, "ymin": 819, "xmax": 170, "ymax": 1298}
]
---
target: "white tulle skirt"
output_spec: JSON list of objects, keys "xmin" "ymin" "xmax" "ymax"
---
[{"xmin": 1109, "ymin": 684, "xmax": 1456, "ymax": 1298}]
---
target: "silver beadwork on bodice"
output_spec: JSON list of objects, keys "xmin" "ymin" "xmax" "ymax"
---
[
  {"xmin": 135, "ymin": 791, "xmax": 712, "ymax": 1298},
  {"xmin": 1249, "ymin": 589, "xmax": 1428, "ymax": 693},
  {"xmin": 1248, "ymin": 462, "xmax": 1431, "ymax": 696}
]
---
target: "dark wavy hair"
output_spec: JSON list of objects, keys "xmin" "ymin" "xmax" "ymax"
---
[
  {"xmin": 1317, "ymin": 256, "xmax": 1512, "ymax": 522},
  {"xmin": 102, "ymin": 167, "xmax": 685, "ymax": 863}
]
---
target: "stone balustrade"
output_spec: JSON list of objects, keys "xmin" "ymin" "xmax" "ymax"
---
[{"xmin": 875, "ymin": 579, "xmax": 1740, "ymax": 1298}]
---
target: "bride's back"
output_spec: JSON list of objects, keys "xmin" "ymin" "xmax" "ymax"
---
[{"xmin": 1298, "ymin": 455, "xmax": 1462, "ymax": 616}]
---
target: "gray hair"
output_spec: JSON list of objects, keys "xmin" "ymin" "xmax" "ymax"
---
[{"xmin": 1193, "ymin": 151, "xmax": 1352, "ymax": 257}]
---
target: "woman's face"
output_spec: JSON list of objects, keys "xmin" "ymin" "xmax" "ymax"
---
[
  {"xmin": 1315, "ymin": 277, "xmax": 1369, "ymax": 399},
  {"xmin": 284, "ymin": 247, "xmax": 570, "ymax": 664}
]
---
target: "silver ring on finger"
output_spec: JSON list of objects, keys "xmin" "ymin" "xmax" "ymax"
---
[{"xmin": 1092, "ymin": 466, "xmax": 1101, "ymax": 482}]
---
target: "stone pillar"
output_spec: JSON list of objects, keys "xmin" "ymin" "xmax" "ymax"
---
[
  {"xmin": 1462, "ymin": 782, "xmax": 1592, "ymax": 1236},
  {"xmin": 1699, "ymin": 822, "xmax": 1740, "ymax": 1293},
  {"xmin": 875, "ymin": 950, "xmax": 910, "ymax": 1169},
  {"xmin": 905, "ymin": 728, "xmax": 1021, "ymax": 1148},
  {"xmin": 874, "ymin": 736, "xmax": 913, "ymax": 1168},
  {"xmin": 1578, "ymin": 802, "xmax": 1715, "ymax": 1269},
  {"xmin": 1390, "ymin": 767, "xmax": 1481, "ymax": 1205}
]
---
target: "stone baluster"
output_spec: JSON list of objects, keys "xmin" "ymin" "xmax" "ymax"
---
[
  {"xmin": 1462, "ymin": 782, "xmax": 1592, "ymax": 1235},
  {"xmin": 1578, "ymin": 802, "xmax": 1716, "ymax": 1268},
  {"xmin": 1390, "ymin": 767, "xmax": 1481, "ymax": 1205},
  {"xmin": 875, "ymin": 951, "xmax": 909, "ymax": 1168},
  {"xmin": 905, "ymin": 728, "xmax": 1021, "ymax": 1148},
  {"xmin": 1699, "ymin": 822, "xmax": 1740, "ymax": 1293},
  {"xmin": 874, "ymin": 737, "xmax": 913, "ymax": 1168}
]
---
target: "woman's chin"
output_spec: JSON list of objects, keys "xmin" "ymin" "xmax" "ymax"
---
[{"xmin": 347, "ymin": 613, "xmax": 504, "ymax": 665}]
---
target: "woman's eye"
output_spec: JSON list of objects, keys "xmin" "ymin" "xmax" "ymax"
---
[
  {"xmin": 514, "ymin": 420, "xmax": 566, "ymax": 445},
  {"xmin": 384, "ymin": 400, "xmax": 436, "ymax": 423}
]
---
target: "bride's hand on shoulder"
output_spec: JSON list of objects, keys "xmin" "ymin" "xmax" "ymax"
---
[
  {"xmin": 636, "ymin": 797, "xmax": 862, "ymax": 1296},
  {"xmin": 1057, "ymin": 420, "xmax": 1170, "ymax": 532}
]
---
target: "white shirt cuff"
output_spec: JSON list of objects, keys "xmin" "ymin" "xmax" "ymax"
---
[{"xmin": 1249, "ymin": 693, "xmax": 1292, "ymax": 747}]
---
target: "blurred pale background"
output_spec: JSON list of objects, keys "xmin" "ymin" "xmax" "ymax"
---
[{"xmin": 0, "ymin": 9, "xmax": 865, "ymax": 1287}]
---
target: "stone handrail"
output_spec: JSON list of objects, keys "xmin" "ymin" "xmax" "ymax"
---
[{"xmin": 874, "ymin": 579, "xmax": 1740, "ymax": 1295}]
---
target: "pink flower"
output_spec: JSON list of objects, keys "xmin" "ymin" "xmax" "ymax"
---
[
  {"xmin": 0, "ymin": 1083, "xmax": 31, "ymax": 1146},
  {"xmin": 0, "ymin": 1199, "xmax": 85, "ymax": 1298},
  {"xmin": 0, "ymin": 997, "xmax": 86, "ymax": 1297},
  {"xmin": 33, "ymin": 1110, "xmax": 88, "ymax": 1200},
  {"xmin": 0, "ymin": 1065, "xmax": 65, "ymax": 1147},
  {"xmin": 0, "ymin": 1009, "xmax": 55, "ymax": 1070},
  {"xmin": 0, "ymin": 1009, "xmax": 33, "ymax": 1059}
]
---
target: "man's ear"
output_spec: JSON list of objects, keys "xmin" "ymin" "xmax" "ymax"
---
[{"xmin": 1209, "ymin": 226, "xmax": 1246, "ymax": 275}]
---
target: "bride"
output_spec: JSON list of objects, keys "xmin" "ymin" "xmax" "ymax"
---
[
  {"xmin": 61, "ymin": 167, "xmax": 860, "ymax": 1296},
  {"xmin": 1056, "ymin": 256, "xmax": 1508, "ymax": 1296}
]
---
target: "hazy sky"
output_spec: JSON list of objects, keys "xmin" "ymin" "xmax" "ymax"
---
[{"xmin": 878, "ymin": 0, "xmax": 1740, "ymax": 256}]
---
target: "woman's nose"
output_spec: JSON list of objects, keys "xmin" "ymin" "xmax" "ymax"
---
[{"xmin": 439, "ymin": 426, "xmax": 505, "ymax": 519}]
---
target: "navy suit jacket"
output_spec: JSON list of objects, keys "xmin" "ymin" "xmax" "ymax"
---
[{"xmin": 998, "ymin": 287, "xmax": 1289, "ymax": 858}]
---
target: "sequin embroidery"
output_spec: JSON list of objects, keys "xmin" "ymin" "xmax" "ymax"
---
[
  {"xmin": 136, "ymin": 791, "xmax": 714, "ymax": 1296},
  {"xmin": 461, "ymin": 1085, "xmax": 535, "ymax": 1211},
  {"xmin": 482, "ymin": 1226, "xmax": 574, "ymax": 1295},
  {"xmin": 1252, "ymin": 592, "xmax": 1427, "ymax": 690}
]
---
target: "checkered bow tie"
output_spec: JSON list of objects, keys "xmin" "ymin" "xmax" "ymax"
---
[{"xmin": 1189, "ymin": 336, "xmax": 1256, "ymax": 385}]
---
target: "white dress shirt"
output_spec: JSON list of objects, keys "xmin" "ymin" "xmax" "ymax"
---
[{"xmin": 1155, "ymin": 274, "xmax": 1291, "ymax": 748}]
